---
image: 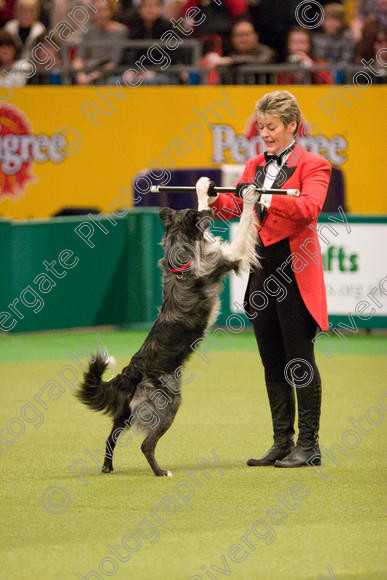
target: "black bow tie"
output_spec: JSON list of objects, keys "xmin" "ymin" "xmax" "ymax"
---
[
  {"xmin": 264, "ymin": 152, "xmax": 282, "ymax": 165},
  {"xmin": 264, "ymin": 142, "xmax": 296, "ymax": 166}
]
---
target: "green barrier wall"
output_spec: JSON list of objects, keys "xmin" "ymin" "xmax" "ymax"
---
[
  {"xmin": 127, "ymin": 208, "xmax": 164, "ymax": 328},
  {"xmin": 0, "ymin": 209, "xmax": 165, "ymax": 333},
  {"xmin": 0, "ymin": 211, "xmax": 386, "ymax": 333},
  {"xmin": 0, "ymin": 220, "xmax": 13, "ymax": 323},
  {"xmin": 0, "ymin": 215, "xmax": 129, "ymax": 333}
]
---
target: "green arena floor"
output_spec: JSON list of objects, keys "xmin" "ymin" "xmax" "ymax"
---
[{"xmin": 0, "ymin": 329, "xmax": 386, "ymax": 580}]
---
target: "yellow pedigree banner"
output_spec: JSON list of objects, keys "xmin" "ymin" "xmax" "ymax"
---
[{"xmin": 0, "ymin": 85, "xmax": 386, "ymax": 218}]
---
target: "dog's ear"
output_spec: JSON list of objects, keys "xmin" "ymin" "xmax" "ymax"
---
[
  {"xmin": 185, "ymin": 209, "xmax": 207, "ymax": 239},
  {"xmin": 193, "ymin": 209, "xmax": 213, "ymax": 237},
  {"xmin": 159, "ymin": 207, "xmax": 175, "ymax": 229},
  {"xmin": 199, "ymin": 209, "xmax": 213, "ymax": 222}
]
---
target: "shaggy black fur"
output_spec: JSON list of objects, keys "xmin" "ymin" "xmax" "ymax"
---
[{"xmin": 76, "ymin": 206, "xmax": 256, "ymax": 477}]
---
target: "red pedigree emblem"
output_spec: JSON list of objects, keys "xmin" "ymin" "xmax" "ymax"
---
[
  {"xmin": 0, "ymin": 104, "xmax": 65, "ymax": 200},
  {"xmin": 0, "ymin": 104, "xmax": 35, "ymax": 198}
]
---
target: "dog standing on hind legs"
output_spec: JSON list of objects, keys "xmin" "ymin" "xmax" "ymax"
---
[{"xmin": 76, "ymin": 179, "xmax": 259, "ymax": 477}]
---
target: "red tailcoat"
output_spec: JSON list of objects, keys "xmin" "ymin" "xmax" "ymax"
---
[{"xmin": 210, "ymin": 148, "xmax": 332, "ymax": 331}]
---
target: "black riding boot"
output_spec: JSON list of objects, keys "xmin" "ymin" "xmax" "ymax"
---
[
  {"xmin": 247, "ymin": 382, "xmax": 295, "ymax": 466},
  {"xmin": 275, "ymin": 383, "xmax": 322, "ymax": 468}
]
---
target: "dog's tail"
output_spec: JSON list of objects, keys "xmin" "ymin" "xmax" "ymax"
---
[{"xmin": 76, "ymin": 352, "xmax": 123, "ymax": 416}]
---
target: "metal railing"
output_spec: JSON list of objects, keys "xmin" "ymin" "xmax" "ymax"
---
[
  {"xmin": 57, "ymin": 39, "xmax": 201, "ymax": 85},
  {"xmin": 26, "ymin": 39, "xmax": 372, "ymax": 85}
]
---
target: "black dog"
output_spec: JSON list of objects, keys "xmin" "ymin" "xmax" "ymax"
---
[{"xmin": 76, "ymin": 179, "xmax": 258, "ymax": 476}]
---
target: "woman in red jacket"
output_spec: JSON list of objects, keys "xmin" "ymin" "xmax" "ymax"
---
[{"xmin": 198, "ymin": 90, "xmax": 331, "ymax": 468}]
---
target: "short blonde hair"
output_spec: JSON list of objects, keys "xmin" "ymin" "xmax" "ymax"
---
[{"xmin": 255, "ymin": 90, "xmax": 302, "ymax": 135}]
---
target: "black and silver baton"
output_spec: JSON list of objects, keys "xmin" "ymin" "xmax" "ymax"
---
[{"xmin": 150, "ymin": 186, "xmax": 300, "ymax": 196}]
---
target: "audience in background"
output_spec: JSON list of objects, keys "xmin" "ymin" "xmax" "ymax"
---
[
  {"xmin": 0, "ymin": 0, "xmax": 385, "ymax": 85},
  {"xmin": 198, "ymin": 34, "xmax": 222, "ymax": 84},
  {"xmin": 118, "ymin": 0, "xmax": 157, "ymax": 27},
  {"xmin": 356, "ymin": 0, "xmax": 387, "ymax": 72},
  {"xmin": 37, "ymin": 0, "xmax": 51, "ymax": 28},
  {"xmin": 47, "ymin": 0, "xmax": 82, "ymax": 62},
  {"xmin": 313, "ymin": 3, "xmax": 356, "ymax": 64},
  {"xmin": 227, "ymin": 19, "xmax": 275, "ymax": 64},
  {"xmin": 163, "ymin": 0, "xmax": 184, "ymax": 21},
  {"xmin": 31, "ymin": 31, "xmax": 62, "ymax": 84},
  {"xmin": 0, "ymin": 28, "xmax": 30, "ymax": 85},
  {"xmin": 117, "ymin": 0, "xmax": 134, "ymax": 26},
  {"xmin": 277, "ymin": 26, "xmax": 334, "ymax": 85},
  {"xmin": 358, "ymin": 0, "xmax": 387, "ymax": 51},
  {"xmin": 3, "ymin": 0, "xmax": 44, "ymax": 60},
  {"xmin": 72, "ymin": 0, "xmax": 127, "ymax": 85},
  {"xmin": 200, "ymin": 20, "xmax": 274, "ymax": 84},
  {"xmin": 126, "ymin": 0, "xmax": 169, "ymax": 37},
  {"xmin": 49, "ymin": 0, "xmax": 76, "ymax": 26},
  {"xmin": 120, "ymin": 0, "xmax": 179, "ymax": 84},
  {"xmin": 370, "ymin": 26, "xmax": 387, "ymax": 81},
  {"xmin": 375, "ymin": 0, "xmax": 387, "ymax": 25},
  {"xmin": 170, "ymin": 0, "xmax": 248, "ymax": 37},
  {"xmin": 0, "ymin": 0, "xmax": 15, "ymax": 27},
  {"xmin": 351, "ymin": 0, "xmax": 387, "ymax": 40},
  {"xmin": 357, "ymin": 23, "xmax": 387, "ymax": 81},
  {"xmin": 247, "ymin": 0, "xmax": 299, "ymax": 61}
]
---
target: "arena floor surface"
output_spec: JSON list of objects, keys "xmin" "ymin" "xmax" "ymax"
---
[{"xmin": 1, "ymin": 329, "xmax": 386, "ymax": 579}]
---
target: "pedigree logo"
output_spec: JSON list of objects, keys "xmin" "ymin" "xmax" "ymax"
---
[
  {"xmin": 211, "ymin": 124, "xmax": 348, "ymax": 166},
  {"xmin": 0, "ymin": 104, "xmax": 65, "ymax": 199}
]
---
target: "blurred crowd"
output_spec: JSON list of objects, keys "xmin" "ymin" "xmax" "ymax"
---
[{"xmin": 0, "ymin": 0, "xmax": 386, "ymax": 86}]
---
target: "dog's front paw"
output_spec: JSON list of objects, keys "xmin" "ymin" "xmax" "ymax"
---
[
  {"xmin": 196, "ymin": 177, "xmax": 218, "ymax": 210},
  {"xmin": 236, "ymin": 183, "xmax": 258, "ymax": 211},
  {"xmin": 240, "ymin": 184, "xmax": 258, "ymax": 208}
]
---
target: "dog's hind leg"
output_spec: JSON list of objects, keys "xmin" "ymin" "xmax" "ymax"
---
[
  {"xmin": 141, "ymin": 423, "xmax": 174, "ymax": 477},
  {"xmin": 101, "ymin": 415, "xmax": 131, "ymax": 474},
  {"xmin": 140, "ymin": 400, "xmax": 181, "ymax": 477}
]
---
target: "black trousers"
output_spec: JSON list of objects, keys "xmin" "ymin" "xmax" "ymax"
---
[{"xmin": 245, "ymin": 238, "xmax": 321, "ymax": 387}]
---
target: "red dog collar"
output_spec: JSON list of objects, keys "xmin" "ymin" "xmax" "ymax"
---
[{"xmin": 168, "ymin": 260, "xmax": 192, "ymax": 273}]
